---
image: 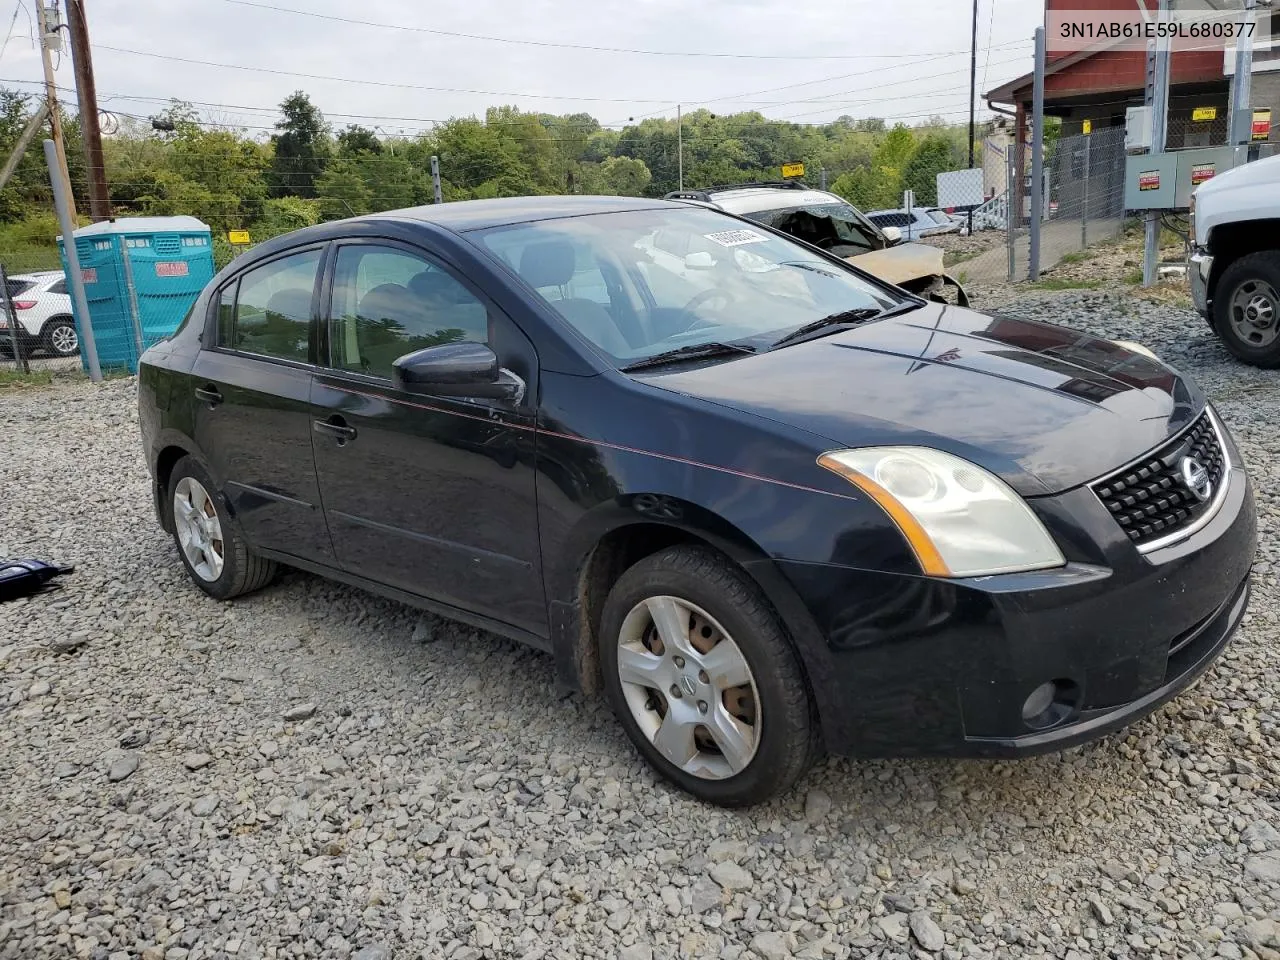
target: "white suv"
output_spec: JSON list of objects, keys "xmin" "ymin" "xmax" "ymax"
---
[{"xmin": 1, "ymin": 270, "xmax": 79, "ymax": 357}]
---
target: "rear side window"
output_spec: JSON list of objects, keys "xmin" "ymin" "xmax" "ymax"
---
[
  {"xmin": 218, "ymin": 249, "xmax": 321, "ymax": 362},
  {"xmin": 48, "ymin": 279, "xmax": 68, "ymax": 294},
  {"xmin": 5, "ymin": 279, "xmax": 33, "ymax": 297}
]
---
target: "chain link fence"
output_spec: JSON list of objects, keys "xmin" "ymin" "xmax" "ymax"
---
[{"xmin": 0, "ymin": 247, "xmax": 78, "ymax": 378}]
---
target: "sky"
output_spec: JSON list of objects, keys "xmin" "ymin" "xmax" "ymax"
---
[{"xmin": 0, "ymin": 0, "xmax": 1043, "ymax": 136}]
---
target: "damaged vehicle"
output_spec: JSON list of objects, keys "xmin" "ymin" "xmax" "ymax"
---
[{"xmin": 665, "ymin": 181, "xmax": 968, "ymax": 306}]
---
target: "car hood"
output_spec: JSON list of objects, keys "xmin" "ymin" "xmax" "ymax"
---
[
  {"xmin": 642, "ymin": 303, "xmax": 1203, "ymax": 496},
  {"xmin": 848, "ymin": 242, "xmax": 947, "ymax": 284}
]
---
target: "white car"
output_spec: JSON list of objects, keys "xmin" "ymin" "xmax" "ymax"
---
[
  {"xmin": 0, "ymin": 270, "xmax": 79, "ymax": 357},
  {"xmin": 864, "ymin": 207, "xmax": 962, "ymax": 240}
]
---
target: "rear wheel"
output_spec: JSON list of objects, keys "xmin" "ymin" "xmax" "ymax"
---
[
  {"xmin": 599, "ymin": 545, "xmax": 820, "ymax": 806},
  {"xmin": 1212, "ymin": 252, "xmax": 1280, "ymax": 367},
  {"xmin": 41, "ymin": 317, "xmax": 79, "ymax": 357},
  {"xmin": 169, "ymin": 456, "xmax": 276, "ymax": 600}
]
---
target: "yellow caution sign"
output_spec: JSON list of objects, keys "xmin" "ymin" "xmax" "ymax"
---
[
  {"xmin": 780, "ymin": 162, "xmax": 805, "ymax": 179},
  {"xmin": 1082, "ymin": 119, "xmax": 1092, "ymax": 135},
  {"xmin": 227, "ymin": 229, "xmax": 251, "ymax": 245},
  {"xmin": 1192, "ymin": 106, "xmax": 1217, "ymax": 122}
]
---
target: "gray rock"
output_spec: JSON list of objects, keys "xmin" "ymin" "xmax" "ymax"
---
[
  {"xmin": 876, "ymin": 913, "xmax": 909, "ymax": 943},
  {"xmin": 1243, "ymin": 821, "xmax": 1280, "ymax": 849},
  {"xmin": 804, "ymin": 788, "xmax": 833, "ymax": 823},
  {"xmin": 183, "ymin": 752, "xmax": 213, "ymax": 771},
  {"xmin": 352, "ymin": 948, "xmax": 390, "ymax": 960},
  {"xmin": 192, "ymin": 794, "xmax": 220, "ymax": 817},
  {"xmin": 1088, "ymin": 896, "xmax": 1114, "ymax": 926},
  {"xmin": 619, "ymin": 946, "xmax": 652, "ymax": 960},
  {"xmin": 284, "ymin": 702, "xmax": 318, "ymax": 721},
  {"xmin": 53, "ymin": 761, "xmax": 78, "ymax": 778},
  {"xmin": 709, "ymin": 860, "xmax": 753, "ymax": 891},
  {"xmin": 910, "ymin": 911, "xmax": 946, "ymax": 952},
  {"xmin": 107, "ymin": 753, "xmax": 139, "ymax": 782},
  {"xmin": 692, "ymin": 878, "xmax": 723, "ymax": 914},
  {"xmin": 1245, "ymin": 852, "xmax": 1280, "ymax": 882},
  {"xmin": 749, "ymin": 932, "xmax": 793, "ymax": 960}
]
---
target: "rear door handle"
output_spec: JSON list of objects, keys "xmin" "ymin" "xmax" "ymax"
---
[
  {"xmin": 313, "ymin": 416, "xmax": 357, "ymax": 445},
  {"xmin": 194, "ymin": 385, "xmax": 222, "ymax": 406}
]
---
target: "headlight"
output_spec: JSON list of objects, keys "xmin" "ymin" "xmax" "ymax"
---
[{"xmin": 817, "ymin": 447, "xmax": 1066, "ymax": 578}]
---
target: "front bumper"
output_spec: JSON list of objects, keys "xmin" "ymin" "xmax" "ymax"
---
[
  {"xmin": 771, "ymin": 459, "xmax": 1256, "ymax": 759},
  {"xmin": 1190, "ymin": 249, "xmax": 1213, "ymax": 317}
]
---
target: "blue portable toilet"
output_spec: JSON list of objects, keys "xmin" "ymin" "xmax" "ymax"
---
[{"xmin": 57, "ymin": 215, "xmax": 215, "ymax": 374}]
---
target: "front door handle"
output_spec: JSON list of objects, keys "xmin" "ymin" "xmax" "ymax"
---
[
  {"xmin": 194, "ymin": 385, "xmax": 222, "ymax": 406},
  {"xmin": 313, "ymin": 416, "xmax": 357, "ymax": 446}
]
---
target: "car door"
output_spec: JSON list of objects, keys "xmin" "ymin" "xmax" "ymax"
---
[
  {"xmin": 190, "ymin": 244, "xmax": 335, "ymax": 563},
  {"xmin": 309, "ymin": 239, "xmax": 545, "ymax": 635}
]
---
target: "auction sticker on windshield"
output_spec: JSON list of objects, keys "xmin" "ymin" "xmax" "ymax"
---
[{"xmin": 704, "ymin": 229, "xmax": 769, "ymax": 247}]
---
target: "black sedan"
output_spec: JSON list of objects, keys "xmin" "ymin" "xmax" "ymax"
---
[{"xmin": 138, "ymin": 196, "xmax": 1256, "ymax": 806}]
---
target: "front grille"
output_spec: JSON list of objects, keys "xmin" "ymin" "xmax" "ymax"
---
[{"xmin": 1091, "ymin": 412, "xmax": 1226, "ymax": 548}]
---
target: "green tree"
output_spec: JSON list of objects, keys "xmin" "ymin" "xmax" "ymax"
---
[
  {"xmin": 902, "ymin": 135, "xmax": 960, "ymax": 206},
  {"xmin": 314, "ymin": 158, "xmax": 372, "ymax": 219},
  {"xmin": 336, "ymin": 125, "xmax": 382, "ymax": 156},
  {"xmin": 270, "ymin": 91, "xmax": 330, "ymax": 198}
]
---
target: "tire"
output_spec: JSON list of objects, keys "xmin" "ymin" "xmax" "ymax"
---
[
  {"xmin": 168, "ymin": 456, "xmax": 276, "ymax": 600},
  {"xmin": 598, "ymin": 545, "xmax": 821, "ymax": 806},
  {"xmin": 1211, "ymin": 251, "xmax": 1280, "ymax": 367},
  {"xmin": 41, "ymin": 317, "xmax": 79, "ymax": 357}
]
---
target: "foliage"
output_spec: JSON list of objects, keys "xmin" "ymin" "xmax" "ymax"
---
[{"xmin": 0, "ymin": 84, "xmax": 999, "ymax": 265}]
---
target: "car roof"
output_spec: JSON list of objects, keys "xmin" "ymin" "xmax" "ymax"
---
[
  {"xmin": 370, "ymin": 194, "xmax": 675, "ymax": 232},
  {"xmin": 707, "ymin": 188, "xmax": 850, "ymax": 216},
  {"xmin": 8, "ymin": 271, "xmax": 62, "ymax": 282}
]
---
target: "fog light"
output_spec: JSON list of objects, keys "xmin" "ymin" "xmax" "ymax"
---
[{"xmin": 1021, "ymin": 682, "xmax": 1057, "ymax": 723}]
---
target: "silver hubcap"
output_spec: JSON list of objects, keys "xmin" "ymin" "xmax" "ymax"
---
[
  {"xmin": 50, "ymin": 323, "xmax": 78, "ymax": 355},
  {"xmin": 1230, "ymin": 280, "xmax": 1280, "ymax": 347},
  {"xmin": 616, "ymin": 596, "xmax": 761, "ymax": 780},
  {"xmin": 173, "ymin": 476, "xmax": 225, "ymax": 582}
]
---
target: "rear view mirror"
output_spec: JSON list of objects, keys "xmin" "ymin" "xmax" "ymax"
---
[
  {"xmin": 392, "ymin": 342, "xmax": 523, "ymax": 401},
  {"xmin": 684, "ymin": 252, "xmax": 716, "ymax": 269},
  {"xmin": 881, "ymin": 226, "xmax": 903, "ymax": 246}
]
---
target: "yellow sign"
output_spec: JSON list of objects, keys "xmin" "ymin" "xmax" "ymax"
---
[
  {"xmin": 1254, "ymin": 109, "xmax": 1272, "ymax": 141},
  {"xmin": 227, "ymin": 229, "xmax": 251, "ymax": 245},
  {"xmin": 1082, "ymin": 119, "xmax": 1092, "ymax": 135},
  {"xmin": 1192, "ymin": 106, "xmax": 1217, "ymax": 122},
  {"xmin": 780, "ymin": 162, "xmax": 805, "ymax": 179}
]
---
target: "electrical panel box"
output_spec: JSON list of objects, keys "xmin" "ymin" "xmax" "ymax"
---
[
  {"xmin": 1172, "ymin": 146, "xmax": 1240, "ymax": 208},
  {"xmin": 1126, "ymin": 106, "xmax": 1153, "ymax": 152},
  {"xmin": 1124, "ymin": 152, "xmax": 1179, "ymax": 209}
]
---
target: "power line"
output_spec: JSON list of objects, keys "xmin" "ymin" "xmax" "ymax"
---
[
  {"xmin": 0, "ymin": 2, "xmax": 20, "ymax": 62},
  {"xmin": 223, "ymin": 0, "xmax": 1025, "ymax": 62}
]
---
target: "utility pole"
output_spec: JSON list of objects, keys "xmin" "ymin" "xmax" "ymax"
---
[
  {"xmin": 1228, "ymin": 0, "xmax": 1258, "ymax": 145},
  {"xmin": 66, "ymin": 0, "xmax": 110, "ymax": 220},
  {"xmin": 968, "ymin": 0, "xmax": 979, "ymax": 236},
  {"xmin": 1143, "ymin": 0, "xmax": 1171, "ymax": 287},
  {"xmin": 677, "ymin": 103, "xmax": 684, "ymax": 191},
  {"xmin": 44, "ymin": 138, "xmax": 99, "ymax": 380},
  {"xmin": 1029, "ymin": 26, "xmax": 1045, "ymax": 280},
  {"xmin": 35, "ymin": 0, "xmax": 76, "ymax": 219},
  {"xmin": 430, "ymin": 155, "xmax": 442, "ymax": 204}
]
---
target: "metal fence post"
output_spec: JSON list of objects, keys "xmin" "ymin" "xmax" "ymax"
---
[
  {"xmin": 0, "ymin": 263, "xmax": 29, "ymax": 374},
  {"xmin": 1006, "ymin": 145, "xmax": 1016, "ymax": 283},
  {"xmin": 1081, "ymin": 135, "xmax": 1090, "ymax": 250},
  {"xmin": 43, "ymin": 139, "xmax": 100, "ymax": 381},
  {"xmin": 431, "ymin": 155, "xmax": 443, "ymax": 204},
  {"xmin": 1029, "ymin": 25, "xmax": 1046, "ymax": 281}
]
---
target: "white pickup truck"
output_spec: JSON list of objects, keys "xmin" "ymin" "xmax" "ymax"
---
[{"xmin": 1190, "ymin": 152, "xmax": 1280, "ymax": 366}]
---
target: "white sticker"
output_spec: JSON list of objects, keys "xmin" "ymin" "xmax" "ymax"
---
[{"xmin": 703, "ymin": 229, "xmax": 769, "ymax": 247}]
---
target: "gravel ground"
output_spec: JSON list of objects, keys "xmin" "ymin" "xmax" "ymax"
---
[{"xmin": 3, "ymin": 292, "xmax": 1280, "ymax": 960}]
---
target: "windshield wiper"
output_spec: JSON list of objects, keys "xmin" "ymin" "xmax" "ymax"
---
[
  {"xmin": 620, "ymin": 341, "xmax": 757, "ymax": 372},
  {"xmin": 771, "ymin": 301, "xmax": 924, "ymax": 349}
]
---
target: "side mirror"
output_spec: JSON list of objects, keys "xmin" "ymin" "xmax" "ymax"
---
[
  {"xmin": 881, "ymin": 225, "xmax": 903, "ymax": 246},
  {"xmin": 392, "ymin": 342, "xmax": 524, "ymax": 402},
  {"xmin": 684, "ymin": 251, "xmax": 716, "ymax": 269}
]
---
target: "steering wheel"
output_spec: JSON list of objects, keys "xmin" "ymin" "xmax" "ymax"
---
[{"xmin": 683, "ymin": 288, "xmax": 733, "ymax": 315}]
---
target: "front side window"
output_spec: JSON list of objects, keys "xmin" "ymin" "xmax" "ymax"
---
[
  {"xmin": 328, "ymin": 245, "xmax": 489, "ymax": 380},
  {"xmin": 220, "ymin": 248, "xmax": 321, "ymax": 361},
  {"xmin": 476, "ymin": 206, "xmax": 897, "ymax": 365}
]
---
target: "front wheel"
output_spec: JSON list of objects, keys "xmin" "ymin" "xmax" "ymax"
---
[
  {"xmin": 42, "ymin": 318, "xmax": 79, "ymax": 357},
  {"xmin": 599, "ymin": 546, "xmax": 821, "ymax": 806},
  {"xmin": 1212, "ymin": 252, "xmax": 1280, "ymax": 367},
  {"xmin": 168, "ymin": 456, "xmax": 276, "ymax": 600}
]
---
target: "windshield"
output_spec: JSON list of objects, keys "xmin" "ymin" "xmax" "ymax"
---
[
  {"xmin": 926, "ymin": 210, "xmax": 953, "ymax": 225},
  {"xmin": 474, "ymin": 206, "xmax": 897, "ymax": 365},
  {"xmin": 739, "ymin": 201, "xmax": 882, "ymax": 254}
]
